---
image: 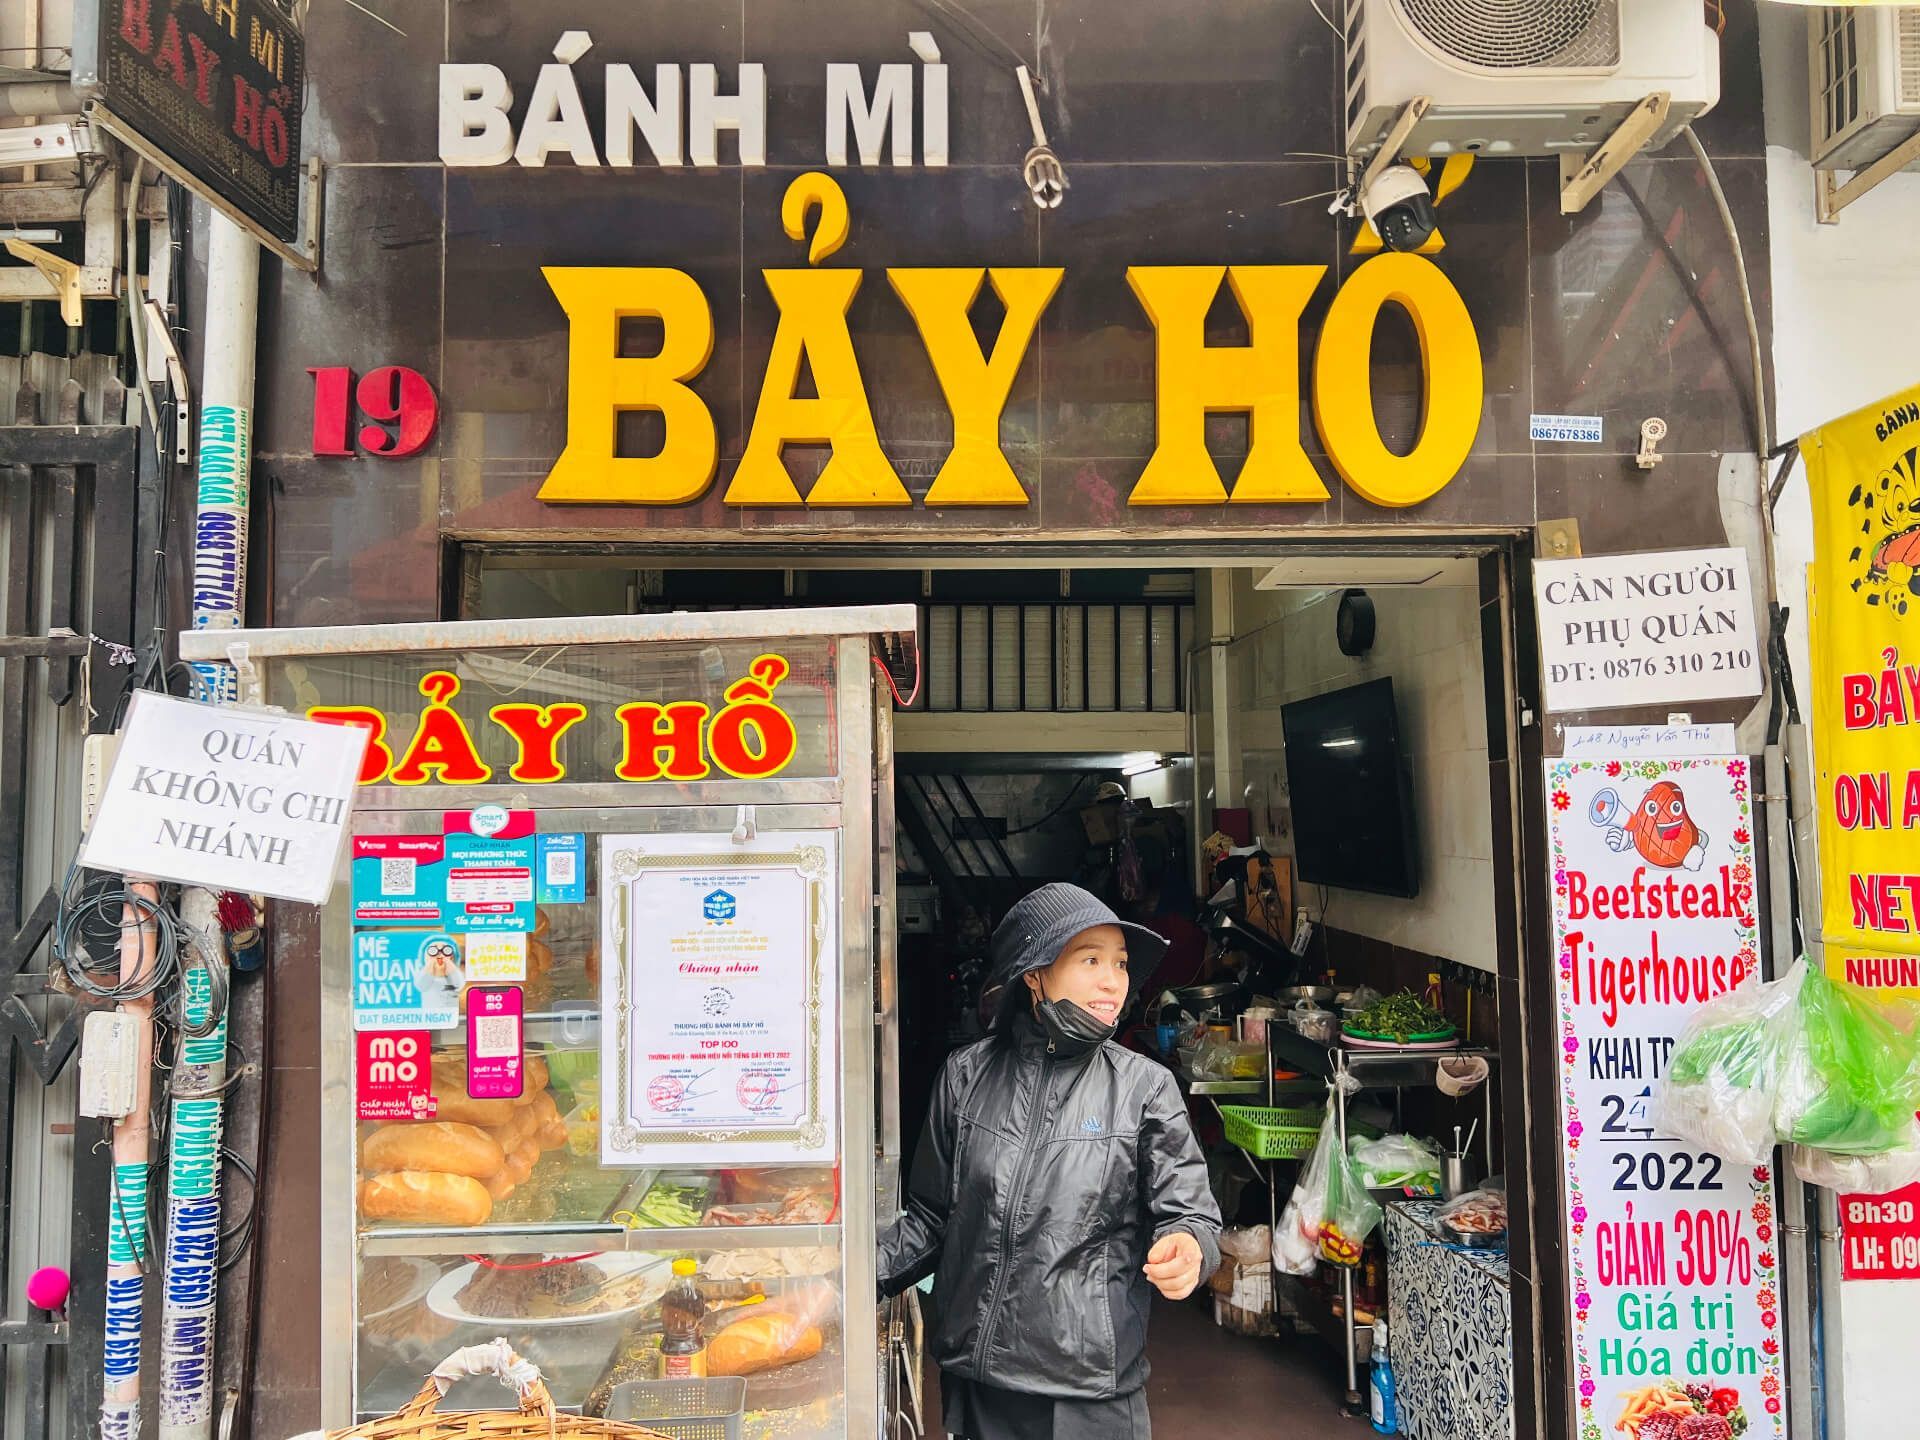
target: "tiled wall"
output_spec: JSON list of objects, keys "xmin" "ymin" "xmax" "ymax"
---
[{"xmin": 1224, "ymin": 573, "xmax": 1500, "ymax": 972}]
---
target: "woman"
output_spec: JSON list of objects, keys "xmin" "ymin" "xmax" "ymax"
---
[{"xmin": 880, "ymin": 883, "xmax": 1222, "ymax": 1440}]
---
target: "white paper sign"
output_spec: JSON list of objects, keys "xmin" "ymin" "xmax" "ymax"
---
[
  {"xmin": 1534, "ymin": 547, "xmax": 1763, "ymax": 714},
  {"xmin": 464, "ymin": 932, "xmax": 528, "ymax": 983},
  {"xmin": 1546, "ymin": 757, "xmax": 1786, "ymax": 1440},
  {"xmin": 1562, "ymin": 723, "xmax": 1737, "ymax": 758},
  {"xmin": 599, "ymin": 830, "xmax": 839, "ymax": 1166},
  {"xmin": 80, "ymin": 691, "xmax": 368, "ymax": 903}
]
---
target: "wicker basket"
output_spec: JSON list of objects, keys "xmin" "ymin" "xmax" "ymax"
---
[{"xmin": 323, "ymin": 1340, "xmax": 675, "ymax": 1440}]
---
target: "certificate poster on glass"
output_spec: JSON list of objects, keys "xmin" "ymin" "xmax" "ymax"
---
[{"xmin": 599, "ymin": 830, "xmax": 839, "ymax": 1167}]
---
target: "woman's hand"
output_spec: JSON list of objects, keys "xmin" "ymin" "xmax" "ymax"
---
[{"xmin": 1143, "ymin": 1231, "xmax": 1203, "ymax": 1300}]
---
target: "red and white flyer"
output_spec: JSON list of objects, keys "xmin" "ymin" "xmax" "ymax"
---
[{"xmin": 1547, "ymin": 755, "xmax": 1786, "ymax": 1440}]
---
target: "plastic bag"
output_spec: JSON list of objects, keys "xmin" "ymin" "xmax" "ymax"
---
[
  {"xmin": 1275, "ymin": 1084, "xmax": 1346, "ymax": 1276},
  {"xmin": 1788, "ymin": 1137, "xmax": 1920, "ymax": 1195},
  {"xmin": 1435, "ymin": 1185, "xmax": 1507, "ymax": 1237},
  {"xmin": 1776, "ymin": 962, "xmax": 1920, "ymax": 1155},
  {"xmin": 1653, "ymin": 963, "xmax": 1802, "ymax": 1167},
  {"xmin": 1218, "ymin": 1225, "xmax": 1272, "ymax": 1266},
  {"xmin": 1656, "ymin": 958, "xmax": 1920, "ymax": 1176},
  {"xmin": 1318, "ymin": 1134, "xmax": 1382, "ymax": 1266},
  {"xmin": 1350, "ymin": 1134, "xmax": 1442, "ymax": 1193}
]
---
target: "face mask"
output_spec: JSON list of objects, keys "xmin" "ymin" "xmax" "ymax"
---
[{"xmin": 1031, "ymin": 975, "xmax": 1117, "ymax": 1056}]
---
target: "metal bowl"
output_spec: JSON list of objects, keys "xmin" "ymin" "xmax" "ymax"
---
[
  {"xmin": 1278, "ymin": 985, "xmax": 1337, "ymax": 1006},
  {"xmin": 1440, "ymin": 1220, "xmax": 1508, "ymax": 1250}
]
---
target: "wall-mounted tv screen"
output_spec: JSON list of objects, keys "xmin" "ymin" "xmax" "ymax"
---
[{"xmin": 1281, "ymin": 676, "xmax": 1420, "ymax": 899}]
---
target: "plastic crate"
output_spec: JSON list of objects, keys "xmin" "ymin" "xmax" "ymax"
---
[
  {"xmin": 1218, "ymin": 1104, "xmax": 1323, "ymax": 1160},
  {"xmin": 605, "ymin": 1377, "xmax": 746, "ymax": 1440}
]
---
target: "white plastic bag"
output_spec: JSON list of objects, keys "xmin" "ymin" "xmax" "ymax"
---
[
  {"xmin": 1789, "ymin": 1130, "xmax": 1920, "ymax": 1195},
  {"xmin": 1651, "ymin": 963, "xmax": 1801, "ymax": 1167},
  {"xmin": 1274, "ymin": 1078, "xmax": 1355, "ymax": 1276},
  {"xmin": 1350, "ymin": 1133, "xmax": 1442, "ymax": 1193}
]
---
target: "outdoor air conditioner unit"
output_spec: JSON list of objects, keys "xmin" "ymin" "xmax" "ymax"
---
[
  {"xmin": 1809, "ymin": 6, "xmax": 1920, "ymax": 172},
  {"xmin": 1344, "ymin": 0, "xmax": 1721, "ymax": 158}
]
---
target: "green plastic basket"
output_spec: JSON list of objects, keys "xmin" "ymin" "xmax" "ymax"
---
[{"xmin": 1218, "ymin": 1104, "xmax": 1324, "ymax": 1160}]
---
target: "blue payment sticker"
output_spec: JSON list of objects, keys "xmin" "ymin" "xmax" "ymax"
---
[{"xmin": 537, "ymin": 834, "xmax": 587, "ymax": 904}]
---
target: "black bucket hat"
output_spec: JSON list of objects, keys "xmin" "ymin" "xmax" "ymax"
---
[{"xmin": 983, "ymin": 883, "xmax": 1169, "ymax": 1033}]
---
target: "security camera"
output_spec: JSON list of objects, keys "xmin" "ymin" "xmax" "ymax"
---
[{"xmin": 1360, "ymin": 163, "xmax": 1437, "ymax": 252}]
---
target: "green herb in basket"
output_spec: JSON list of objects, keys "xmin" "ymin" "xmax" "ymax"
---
[{"xmin": 1348, "ymin": 990, "xmax": 1449, "ymax": 1043}]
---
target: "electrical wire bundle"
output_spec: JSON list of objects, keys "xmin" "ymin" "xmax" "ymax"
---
[{"xmin": 54, "ymin": 857, "xmax": 260, "ymax": 1273}]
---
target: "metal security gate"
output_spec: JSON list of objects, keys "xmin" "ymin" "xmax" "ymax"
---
[{"xmin": 0, "ymin": 411, "xmax": 156, "ymax": 1440}]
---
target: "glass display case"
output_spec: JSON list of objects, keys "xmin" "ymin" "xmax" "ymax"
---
[{"xmin": 181, "ymin": 608, "xmax": 912, "ymax": 1437}]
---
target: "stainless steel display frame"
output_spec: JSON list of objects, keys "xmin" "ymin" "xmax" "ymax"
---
[{"xmin": 181, "ymin": 606, "xmax": 914, "ymax": 1436}]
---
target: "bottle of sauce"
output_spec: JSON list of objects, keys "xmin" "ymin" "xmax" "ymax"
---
[{"xmin": 659, "ymin": 1257, "xmax": 708, "ymax": 1379}]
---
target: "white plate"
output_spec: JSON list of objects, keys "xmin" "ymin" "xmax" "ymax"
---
[
  {"xmin": 361, "ymin": 1256, "xmax": 439, "ymax": 1322},
  {"xmin": 426, "ymin": 1254, "xmax": 668, "ymax": 1328},
  {"xmin": 1341, "ymin": 1034, "xmax": 1462, "ymax": 1051}
]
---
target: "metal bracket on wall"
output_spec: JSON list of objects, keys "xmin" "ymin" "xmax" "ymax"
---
[
  {"xmin": 143, "ymin": 297, "xmax": 192, "ymax": 465},
  {"xmin": 1360, "ymin": 95, "xmax": 1434, "ymax": 196},
  {"xmin": 1559, "ymin": 92, "xmax": 1671, "ymax": 215},
  {"xmin": 305, "ymin": 155, "xmax": 326, "ymax": 274},
  {"xmin": 1813, "ymin": 128, "xmax": 1920, "ymax": 224}
]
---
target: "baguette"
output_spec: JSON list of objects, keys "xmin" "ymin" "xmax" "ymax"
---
[
  {"xmin": 486, "ymin": 1108, "xmax": 539, "ymax": 1152},
  {"xmin": 357, "ymin": 1171, "xmax": 493, "ymax": 1227},
  {"xmin": 362, "ymin": 1122, "xmax": 505, "ymax": 1180},
  {"xmin": 504, "ymin": 1139, "xmax": 538, "ymax": 1186},
  {"xmin": 707, "ymin": 1312, "xmax": 824, "ymax": 1377}
]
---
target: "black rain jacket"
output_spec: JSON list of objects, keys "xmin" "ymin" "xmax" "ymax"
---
[{"xmin": 878, "ymin": 908, "xmax": 1222, "ymax": 1400}]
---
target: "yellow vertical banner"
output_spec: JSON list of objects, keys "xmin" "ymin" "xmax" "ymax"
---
[{"xmin": 1803, "ymin": 383, "xmax": 1920, "ymax": 996}]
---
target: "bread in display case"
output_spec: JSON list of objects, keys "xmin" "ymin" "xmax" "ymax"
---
[
  {"xmin": 354, "ymin": 1242, "xmax": 846, "ymax": 1435},
  {"xmin": 273, "ymin": 613, "xmax": 907, "ymax": 1435}
]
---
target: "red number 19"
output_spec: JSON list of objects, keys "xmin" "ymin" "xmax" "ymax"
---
[{"xmin": 309, "ymin": 365, "xmax": 438, "ymax": 458}]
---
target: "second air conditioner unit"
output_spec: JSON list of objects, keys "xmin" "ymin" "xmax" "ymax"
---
[
  {"xmin": 1809, "ymin": 6, "xmax": 1920, "ymax": 173},
  {"xmin": 1345, "ymin": 0, "xmax": 1721, "ymax": 159}
]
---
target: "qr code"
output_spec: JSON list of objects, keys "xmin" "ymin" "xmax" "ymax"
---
[
  {"xmin": 546, "ymin": 850, "xmax": 576, "ymax": 888},
  {"xmin": 473, "ymin": 1015, "xmax": 519, "ymax": 1059},
  {"xmin": 380, "ymin": 857, "xmax": 416, "ymax": 895}
]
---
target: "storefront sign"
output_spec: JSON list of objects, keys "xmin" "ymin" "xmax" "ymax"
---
[
  {"xmin": 1841, "ymin": 1185, "xmax": 1920, "ymax": 1280},
  {"xmin": 533, "ymin": 173, "xmax": 1481, "ymax": 511},
  {"xmin": 1804, "ymin": 383, "xmax": 1920, "ymax": 978},
  {"xmin": 76, "ymin": 0, "xmax": 305, "ymax": 244},
  {"xmin": 308, "ymin": 655, "xmax": 799, "ymax": 785},
  {"xmin": 441, "ymin": 33, "xmax": 952, "ymax": 169},
  {"xmin": 355, "ymin": 1031, "xmax": 437, "ymax": 1121},
  {"xmin": 80, "ymin": 691, "xmax": 368, "ymax": 905},
  {"xmin": 1546, "ymin": 756, "xmax": 1786, "ymax": 1440},
  {"xmin": 599, "ymin": 830, "xmax": 838, "ymax": 1166},
  {"xmin": 352, "ymin": 930, "xmax": 464, "ymax": 1031},
  {"xmin": 1534, "ymin": 548, "xmax": 1764, "ymax": 713}
]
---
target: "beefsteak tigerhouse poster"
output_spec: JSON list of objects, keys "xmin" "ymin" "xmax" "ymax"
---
[
  {"xmin": 599, "ymin": 831, "xmax": 839, "ymax": 1166},
  {"xmin": 1547, "ymin": 756, "xmax": 1786, "ymax": 1440}
]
